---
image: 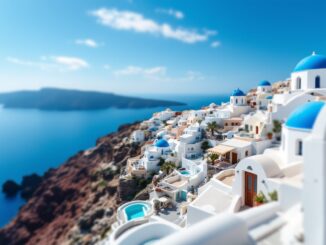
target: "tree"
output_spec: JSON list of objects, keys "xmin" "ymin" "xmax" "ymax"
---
[
  {"xmin": 158, "ymin": 157, "xmax": 165, "ymax": 166},
  {"xmin": 272, "ymin": 120, "xmax": 282, "ymax": 141},
  {"xmin": 209, "ymin": 153, "xmax": 219, "ymax": 164},
  {"xmin": 160, "ymin": 161, "xmax": 176, "ymax": 175},
  {"xmin": 207, "ymin": 122, "xmax": 218, "ymax": 136},
  {"xmin": 201, "ymin": 141, "xmax": 210, "ymax": 152},
  {"xmin": 272, "ymin": 120, "xmax": 282, "ymax": 134}
]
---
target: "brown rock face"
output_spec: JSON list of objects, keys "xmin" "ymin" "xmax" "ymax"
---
[{"xmin": 0, "ymin": 123, "xmax": 143, "ymax": 245}]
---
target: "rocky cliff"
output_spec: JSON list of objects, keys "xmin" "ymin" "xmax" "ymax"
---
[{"xmin": 0, "ymin": 123, "xmax": 147, "ymax": 245}]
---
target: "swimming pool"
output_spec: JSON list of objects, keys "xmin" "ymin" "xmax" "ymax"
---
[
  {"xmin": 123, "ymin": 202, "xmax": 151, "ymax": 221},
  {"xmin": 179, "ymin": 170, "xmax": 191, "ymax": 176}
]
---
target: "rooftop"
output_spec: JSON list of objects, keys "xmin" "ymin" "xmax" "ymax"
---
[
  {"xmin": 258, "ymin": 80, "xmax": 271, "ymax": 86},
  {"xmin": 231, "ymin": 88, "xmax": 245, "ymax": 97},
  {"xmin": 293, "ymin": 53, "xmax": 326, "ymax": 72},
  {"xmin": 285, "ymin": 101, "xmax": 325, "ymax": 131}
]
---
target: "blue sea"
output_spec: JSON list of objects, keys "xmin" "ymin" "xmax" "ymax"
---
[{"xmin": 0, "ymin": 94, "xmax": 228, "ymax": 227}]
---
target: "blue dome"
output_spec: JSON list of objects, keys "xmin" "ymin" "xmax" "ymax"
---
[
  {"xmin": 154, "ymin": 139, "xmax": 169, "ymax": 147},
  {"xmin": 258, "ymin": 80, "xmax": 271, "ymax": 86},
  {"xmin": 285, "ymin": 101, "xmax": 325, "ymax": 131},
  {"xmin": 266, "ymin": 95, "xmax": 273, "ymax": 100},
  {"xmin": 231, "ymin": 88, "xmax": 245, "ymax": 96},
  {"xmin": 294, "ymin": 54, "xmax": 326, "ymax": 72}
]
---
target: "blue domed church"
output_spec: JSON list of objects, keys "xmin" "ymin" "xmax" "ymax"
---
[
  {"xmin": 230, "ymin": 88, "xmax": 246, "ymax": 106},
  {"xmin": 291, "ymin": 52, "xmax": 326, "ymax": 91}
]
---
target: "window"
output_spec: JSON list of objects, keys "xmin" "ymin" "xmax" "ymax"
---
[
  {"xmin": 315, "ymin": 76, "xmax": 321, "ymax": 88},
  {"xmin": 297, "ymin": 77, "xmax": 301, "ymax": 89},
  {"xmin": 297, "ymin": 140, "xmax": 303, "ymax": 156},
  {"xmin": 225, "ymin": 123, "xmax": 228, "ymax": 126},
  {"xmin": 245, "ymin": 124, "xmax": 249, "ymax": 132},
  {"xmin": 236, "ymin": 98, "xmax": 238, "ymax": 104},
  {"xmin": 245, "ymin": 150, "xmax": 249, "ymax": 157}
]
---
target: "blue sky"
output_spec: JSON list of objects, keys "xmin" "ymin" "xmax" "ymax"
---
[{"xmin": 0, "ymin": 0, "xmax": 325, "ymax": 95}]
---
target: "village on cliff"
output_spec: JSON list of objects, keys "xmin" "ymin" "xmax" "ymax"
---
[{"xmin": 100, "ymin": 53, "xmax": 326, "ymax": 245}]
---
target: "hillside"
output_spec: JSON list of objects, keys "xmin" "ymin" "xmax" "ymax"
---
[
  {"xmin": 0, "ymin": 123, "xmax": 148, "ymax": 245},
  {"xmin": 0, "ymin": 88, "xmax": 185, "ymax": 110}
]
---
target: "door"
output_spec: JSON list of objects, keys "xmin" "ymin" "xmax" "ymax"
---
[
  {"xmin": 245, "ymin": 172, "xmax": 257, "ymax": 207},
  {"xmin": 231, "ymin": 152, "xmax": 237, "ymax": 164},
  {"xmin": 225, "ymin": 152, "xmax": 230, "ymax": 161},
  {"xmin": 255, "ymin": 126, "xmax": 259, "ymax": 134}
]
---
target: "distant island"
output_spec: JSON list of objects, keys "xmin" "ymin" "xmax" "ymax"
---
[{"xmin": 0, "ymin": 88, "xmax": 185, "ymax": 110}]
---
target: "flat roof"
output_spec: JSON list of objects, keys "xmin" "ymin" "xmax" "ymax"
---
[{"xmin": 222, "ymin": 138, "xmax": 252, "ymax": 148}]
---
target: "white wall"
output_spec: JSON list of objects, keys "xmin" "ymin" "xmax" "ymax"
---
[
  {"xmin": 232, "ymin": 156, "xmax": 281, "ymax": 205},
  {"xmin": 230, "ymin": 95, "xmax": 246, "ymax": 106},
  {"xmin": 282, "ymin": 127, "xmax": 308, "ymax": 164},
  {"xmin": 257, "ymin": 85, "xmax": 272, "ymax": 93},
  {"xmin": 291, "ymin": 68, "xmax": 326, "ymax": 91},
  {"xmin": 303, "ymin": 106, "xmax": 326, "ymax": 245}
]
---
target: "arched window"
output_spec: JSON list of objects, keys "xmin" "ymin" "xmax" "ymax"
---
[
  {"xmin": 315, "ymin": 76, "xmax": 321, "ymax": 88},
  {"xmin": 236, "ymin": 98, "xmax": 238, "ymax": 104},
  {"xmin": 296, "ymin": 77, "xmax": 301, "ymax": 89},
  {"xmin": 297, "ymin": 140, "xmax": 303, "ymax": 156}
]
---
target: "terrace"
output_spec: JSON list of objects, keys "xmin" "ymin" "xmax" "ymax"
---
[{"xmin": 215, "ymin": 169, "xmax": 235, "ymax": 187}]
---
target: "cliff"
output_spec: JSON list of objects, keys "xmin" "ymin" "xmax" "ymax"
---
[
  {"xmin": 0, "ymin": 88, "xmax": 185, "ymax": 110},
  {"xmin": 0, "ymin": 123, "xmax": 148, "ymax": 245}
]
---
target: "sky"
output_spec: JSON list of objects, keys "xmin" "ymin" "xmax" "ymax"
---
[{"xmin": 0, "ymin": 0, "xmax": 326, "ymax": 95}]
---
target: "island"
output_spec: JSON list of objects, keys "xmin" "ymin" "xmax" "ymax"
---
[{"xmin": 0, "ymin": 88, "xmax": 185, "ymax": 110}]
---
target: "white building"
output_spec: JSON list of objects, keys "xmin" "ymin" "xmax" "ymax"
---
[
  {"xmin": 255, "ymin": 80, "xmax": 273, "ymax": 110},
  {"xmin": 143, "ymin": 139, "xmax": 172, "ymax": 172},
  {"xmin": 154, "ymin": 108, "xmax": 176, "ymax": 122},
  {"xmin": 271, "ymin": 53, "xmax": 326, "ymax": 120},
  {"xmin": 157, "ymin": 101, "xmax": 325, "ymax": 245},
  {"xmin": 257, "ymin": 80, "xmax": 272, "ymax": 94},
  {"xmin": 176, "ymin": 123, "xmax": 203, "ymax": 160},
  {"xmin": 130, "ymin": 130, "xmax": 145, "ymax": 143},
  {"xmin": 242, "ymin": 110, "xmax": 273, "ymax": 139},
  {"xmin": 291, "ymin": 52, "xmax": 326, "ymax": 91},
  {"xmin": 203, "ymin": 88, "xmax": 251, "ymax": 127}
]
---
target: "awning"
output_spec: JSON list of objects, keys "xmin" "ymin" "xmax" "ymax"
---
[{"xmin": 207, "ymin": 145, "xmax": 234, "ymax": 155}]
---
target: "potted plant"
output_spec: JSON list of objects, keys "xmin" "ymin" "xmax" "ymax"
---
[
  {"xmin": 268, "ymin": 190, "xmax": 278, "ymax": 201},
  {"xmin": 272, "ymin": 120, "xmax": 282, "ymax": 141},
  {"xmin": 254, "ymin": 191, "xmax": 266, "ymax": 206},
  {"xmin": 267, "ymin": 132, "xmax": 273, "ymax": 140}
]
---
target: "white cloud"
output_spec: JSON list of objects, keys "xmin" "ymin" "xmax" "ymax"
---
[
  {"xmin": 75, "ymin": 38, "xmax": 99, "ymax": 48},
  {"xmin": 7, "ymin": 57, "xmax": 57, "ymax": 70},
  {"xmin": 115, "ymin": 66, "xmax": 166, "ymax": 77},
  {"xmin": 156, "ymin": 8, "xmax": 184, "ymax": 20},
  {"xmin": 90, "ymin": 8, "xmax": 216, "ymax": 44},
  {"xmin": 7, "ymin": 56, "xmax": 89, "ymax": 71},
  {"xmin": 211, "ymin": 41, "xmax": 221, "ymax": 48},
  {"xmin": 114, "ymin": 65, "xmax": 204, "ymax": 83},
  {"xmin": 184, "ymin": 70, "xmax": 205, "ymax": 81},
  {"xmin": 52, "ymin": 56, "xmax": 89, "ymax": 70}
]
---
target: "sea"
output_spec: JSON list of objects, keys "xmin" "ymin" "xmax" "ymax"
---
[{"xmin": 0, "ymin": 94, "xmax": 229, "ymax": 227}]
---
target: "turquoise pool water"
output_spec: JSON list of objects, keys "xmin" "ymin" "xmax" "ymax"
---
[
  {"xmin": 179, "ymin": 170, "xmax": 191, "ymax": 176},
  {"xmin": 124, "ymin": 202, "xmax": 150, "ymax": 221}
]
